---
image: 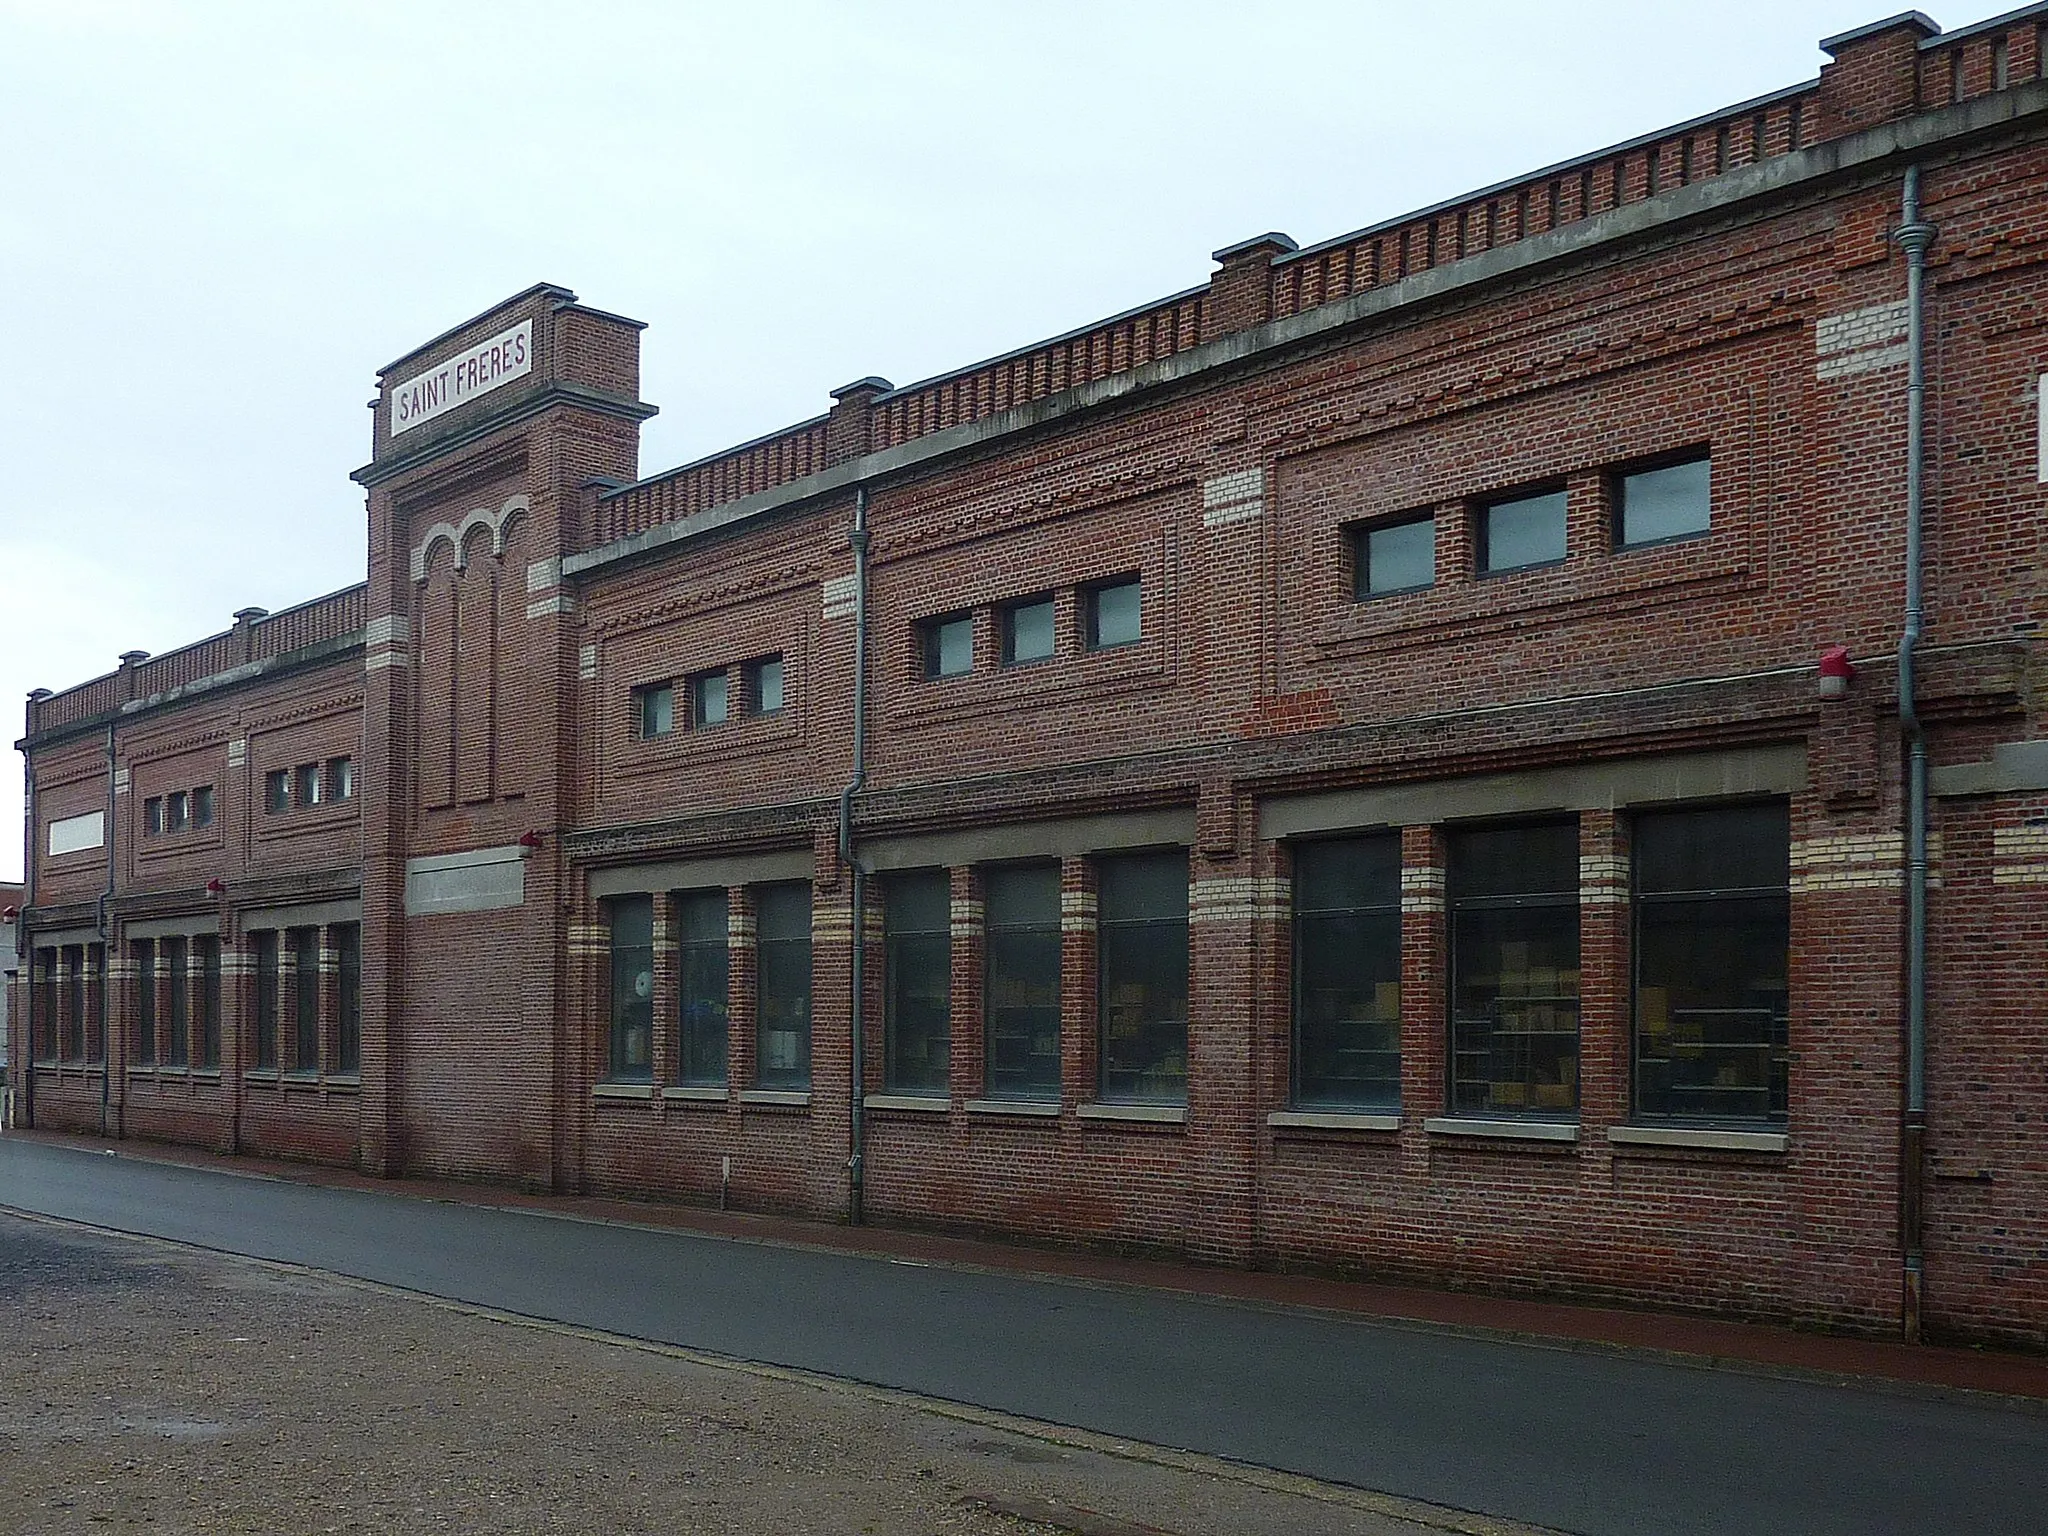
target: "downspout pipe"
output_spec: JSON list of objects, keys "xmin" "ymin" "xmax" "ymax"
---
[
  {"xmin": 1894, "ymin": 165, "xmax": 1936, "ymax": 1344},
  {"xmin": 18, "ymin": 724, "xmax": 35, "ymax": 1131},
  {"xmin": 97, "ymin": 722, "xmax": 116, "ymax": 1138},
  {"xmin": 838, "ymin": 485, "xmax": 871, "ymax": 1226}
]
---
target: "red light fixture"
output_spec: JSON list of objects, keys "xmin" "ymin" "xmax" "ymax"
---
[
  {"xmin": 1817, "ymin": 646, "xmax": 1856, "ymax": 700},
  {"xmin": 517, "ymin": 830, "xmax": 543, "ymax": 850},
  {"xmin": 205, "ymin": 878, "xmax": 226, "ymax": 896}
]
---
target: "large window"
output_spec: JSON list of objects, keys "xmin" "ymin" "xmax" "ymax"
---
[
  {"xmin": 1616, "ymin": 455, "xmax": 1711, "ymax": 548},
  {"xmin": 1478, "ymin": 488, "xmax": 1567, "ymax": 573},
  {"xmin": 291, "ymin": 927, "xmax": 320, "ymax": 1074},
  {"xmin": 984, "ymin": 863, "xmax": 1061, "ymax": 1101},
  {"xmin": 336, "ymin": 924, "xmax": 361, "ymax": 1076},
  {"xmin": 135, "ymin": 940, "xmax": 157, "ymax": 1066},
  {"xmin": 1096, "ymin": 851, "xmax": 1188, "ymax": 1103},
  {"xmin": 32, "ymin": 948, "xmax": 56, "ymax": 1062},
  {"xmin": 166, "ymin": 937, "xmax": 189, "ymax": 1068},
  {"xmin": 607, "ymin": 897, "xmax": 654, "ymax": 1082},
  {"xmin": 754, "ymin": 883, "xmax": 812, "ymax": 1089},
  {"xmin": 1292, "ymin": 835, "xmax": 1402, "ymax": 1109},
  {"xmin": 197, "ymin": 937, "xmax": 222, "ymax": 1068},
  {"xmin": 884, "ymin": 872, "xmax": 951, "ymax": 1095},
  {"xmin": 1449, "ymin": 822, "xmax": 1580, "ymax": 1117},
  {"xmin": 675, "ymin": 890, "xmax": 729, "ymax": 1087},
  {"xmin": 1633, "ymin": 803, "xmax": 1789, "ymax": 1123},
  {"xmin": 254, "ymin": 931, "xmax": 279, "ymax": 1069}
]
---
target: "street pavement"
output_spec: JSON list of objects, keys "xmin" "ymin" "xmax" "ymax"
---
[{"xmin": 2, "ymin": 1135, "xmax": 2043, "ymax": 1536}]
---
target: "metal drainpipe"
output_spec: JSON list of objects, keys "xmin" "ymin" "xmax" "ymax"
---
[
  {"xmin": 1894, "ymin": 165, "xmax": 1936, "ymax": 1345},
  {"xmin": 18, "ymin": 738, "xmax": 35, "ymax": 1131},
  {"xmin": 97, "ymin": 722, "xmax": 116, "ymax": 1139},
  {"xmin": 837, "ymin": 485, "xmax": 872, "ymax": 1226}
]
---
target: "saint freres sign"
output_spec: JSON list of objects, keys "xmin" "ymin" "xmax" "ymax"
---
[{"xmin": 390, "ymin": 318, "xmax": 533, "ymax": 436}]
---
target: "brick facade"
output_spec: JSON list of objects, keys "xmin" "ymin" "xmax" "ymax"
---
[{"xmin": 13, "ymin": 9, "xmax": 2048, "ymax": 1346}]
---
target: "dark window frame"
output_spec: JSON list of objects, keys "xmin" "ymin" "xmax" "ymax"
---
[
  {"xmin": 135, "ymin": 939, "xmax": 157, "ymax": 1066},
  {"xmin": 1083, "ymin": 577, "xmax": 1144, "ymax": 652},
  {"xmin": 253, "ymin": 930, "xmax": 279, "ymax": 1069},
  {"xmin": 921, "ymin": 612, "xmax": 975, "ymax": 680},
  {"xmin": 743, "ymin": 655, "xmax": 785, "ymax": 716},
  {"xmin": 674, "ymin": 889, "xmax": 730, "ymax": 1088},
  {"xmin": 192, "ymin": 784, "xmax": 215, "ymax": 828},
  {"xmin": 1290, "ymin": 834, "xmax": 1403, "ymax": 1110},
  {"xmin": 1000, "ymin": 595, "xmax": 1057, "ymax": 666},
  {"xmin": 982, "ymin": 861, "xmax": 1063, "ymax": 1102},
  {"xmin": 690, "ymin": 667, "xmax": 730, "ymax": 728},
  {"xmin": 264, "ymin": 769, "xmax": 290, "ymax": 815},
  {"xmin": 606, "ymin": 896, "xmax": 655, "ymax": 1083},
  {"xmin": 1612, "ymin": 449, "xmax": 1713, "ymax": 552},
  {"xmin": 335, "ymin": 923, "xmax": 361, "ymax": 1076},
  {"xmin": 197, "ymin": 936, "xmax": 222, "ymax": 1068},
  {"xmin": 1349, "ymin": 514, "xmax": 1437, "ymax": 600},
  {"xmin": 636, "ymin": 681, "xmax": 676, "ymax": 740},
  {"xmin": 753, "ymin": 882, "xmax": 813, "ymax": 1090},
  {"xmin": 166, "ymin": 936, "xmax": 189, "ymax": 1068},
  {"xmin": 1475, "ymin": 485, "xmax": 1569, "ymax": 576},
  {"xmin": 145, "ymin": 797, "xmax": 165, "ymax": 837},
  {"xmin": 290, "ymin": 926, "xmax": 321, "ymax": 1075},
  {"xmin": 883, "ymin": 871, "xmax": 952, "ymax": 1097},
  {"xmin": 1095, "ymin": 850, "xmax": 1189, "ymax": 1105}
]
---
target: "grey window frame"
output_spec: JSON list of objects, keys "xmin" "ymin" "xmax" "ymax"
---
[
  {"xmin": 744, "ymin": 655, "xmax": 784, "ymax": 716},
  {"xmin": 1351, "ymin": 515, "xmax": 1437, "ymax": 599},
  {"xmin": 691, "ymin": 668, "xmax": 730, "ymax": 728},
  {"xmin": 335, "ymin": 923, "xmax": 360, "ymax": 1076},
  {"xmin": 607, "ymin": 896, "xmax": 655, "ymax": 1083},
  {"xmin": 1613, "ymin": 451, "xmax": 1713, "ymax": 550},
  {"xmin": 922, "ymin": 613, "xmax": 974, "ymax": 679},
  {"xmin": 1001, "ymin": 595, "xmax": 1056, "ymax": 666},
  {"xmin": 253, "ymin": 931, "xmax": 279, "ymax": 1069},
  {"xmin": 883, "ymin": 871, "xmax": 952, "ymax": 1096},
  {"xmin": 1290, "ymin": 834, "xmax": 1403, "ymax": 1110},
  {"xmin": 753, "ymin": 882, "xmax": 813, "ymax": 1090},
  {"xmin": 1084, "ymin": 577, "xmax": 1143, "ymax": 651},
  {"xmin": 674, "ymin": 889, "xmax": 729, "ymax": 1088},
  {"xmin": 192, "ymin": 784, "xmax": 214, "ymax": 828},
  {"xmin": 264, "ymin": 770, "xmax": 290, "ymax": 814},
  {"xmin": 982, "ymin": 861, "xmax": 1062, "ymax": 1101},
  {"xmin": 166, "ymin": 936, "xmax": 189, "ymax": 1068},
  {"xmin": 135, "ymin": 940, "xmax": 157, "ymax": 1066},
  {"xmin": 290, "ymin": 926, "xmax": 320, "ymax": 1075},
  {"xmin": 1095, "ymin": 850, "xmax": 1189, "ymax": 1104},
  {"xmin": 1476, "ymin": 486, "xmax": 1568, "ymax": 575},
  {"xmin": 637, "ymin": 682, "xmax": 676, "ymax": 740}
]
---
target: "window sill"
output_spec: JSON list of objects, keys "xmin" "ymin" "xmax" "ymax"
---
[
  {"xmin": 662, "ymin": 1085, "xmax": 727, "ymax": 1103},
  {"xmin": 864, "ymin": 1093, "xmax": 948, "ymax": 1113},
  {"xmin": 593, "ymin": 1082, "xmax": 655, "ymax": 1100},
  {"xmin": 1077, "ymin": 1101, "xmax": 1186, "ymax": 1126},
  {"xmin": 1607, "ymin": 1125, "xmax": 1788, "ymax": 1154},
  {"xmin": 964, "ymin": 1098, "xmax": 1060, "ymax": 1119},
  {"xmin": 1269, "ymin": 1109, "xmax": 1401, "ymax": 1133},
  {"xmin": 738, "ymin": 1089, "xmax": 811, "ymax": 1109},
  {"xmin": 1424, "ymin": 1116, "xmax": 1578, "ymax": 1144}
]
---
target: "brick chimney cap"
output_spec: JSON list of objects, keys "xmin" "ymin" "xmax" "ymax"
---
[
  {"xmin": 1820, "ymin": 11, "xmax": 1938, "ymax": 57},
  {"xmin": 1211, "ymin": 231, "xmax": 1299, "ymax": 265},
  {"xmin": 118, "ymin": 649, "xmax": 150, "ymax": 665},
  {"xmin": 28, "ymin": 688, "xmax": 53, "ymax": 702},
  {"xmin": 831, "ymin": 376, "xmax": 895, "ymax": 401},
  {"xmin": 232, "ymin": 607, "xmax": 269, "ymax": 624}
]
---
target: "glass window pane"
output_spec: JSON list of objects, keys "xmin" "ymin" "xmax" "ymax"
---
[
  {"xmin": 695, "ymin": 671, "xmax": 728, "ymax": 726},
  {"xmin": 297, "ymin": 764, "xmax": 322, "ymax": 806},
  {"xmin": 265, "ymin": 770, "xmax": 289, "ymax": 813},
  {"xmin": 193, "ymin": 785, "xmax": 215, "ymax": 827},
  {"xmin": 1449, "ymin": 821, "xmax": 1580, "ymax": 1117},
  {"xmin": 985, "ymin": 862, "xmax": 1060, "ymax": 930},
  {"xmin": 1362, "ymin": 517, "xmax": 1435, "ymax": 596},
  {"xmin": 640, "ymin": 684, "xmax": 674, "ymax": 738},
  {"xmin": 255, "ymin": 932, "xmax": 278, "ymax": 1069},
  {"xmin": 1482, "ymin": 490, "xmax": 1567, "ymax": 572},
  {"xmin": 1097, "ymin": 851, "xmax": 1188, "ymax": 1103},
  {"xmin": 199, "ymin": 938, "xmax": 221, "ymax": 1068},
  {"xmin": 750, "ymin": 656, "xmax": 784, "ymax": 714},
  {"xmin": 1636, "ymin": 803, "xmax": 1789, "ymax": 894},
  {"xmin": 675, "ymin": 891, "xmax": 728, "ymax": 1087},
  {"xmin": 886, "ymin": 873, "xmax": 952, "ymax": 1094},
  {"xmin": 755, "ymin": 883, "xmax": 812, "ymax": 1088},
  {"xmin": 608, "ymin": 896, "xmax": 654, "ymax": 1081},
  {"xmin": 928, "ymin": 616, "xmax": 973, "ymax": 677},
  {"xmin": 1292, "ymin": 835, "xmax": 1402, "ymax": 1109},
  {"xmin": 1005, "ymin": 598, "xmax": 1055, "ymax": 664},
  {"xmin": 1620, "ymin": 457, "xmax": 1711, "ymax": 546},
  {"xmin": 984, "ymin": 863, "xmax": 1061, "ymax": 1101},
  {"xmin": 135, "ymin": 941, "xmax": 157, "ymax": 1065},
  {"xmin": 167, "ymin": 937, "xmax": 189, "ymax": 1067},
  {"xmin": 1089, "ymin": 580, "xmax": 1142, "ymax": 648},
  {"xmin": 1293, "ymin": 835, "xmax": 1401, "ymax": 914},
  {"xmin": 293, "ymin": 927, "xmax": 320, "ymax": 1073},
  {"xmin": 336, "ymin": 924, "xmax": 360, "ymax": 1075},
  {"xmin": 146, "ymin": 798, "xmax": 164, "ymax": 836}
]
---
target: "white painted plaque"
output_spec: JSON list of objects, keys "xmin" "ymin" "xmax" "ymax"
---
[
  {"xmin": 390, "ymin": 319, "xmax": 533, "ymax": 437},
  {"xmin": 47, "ymin": 810, "xmax": 105, "ymax": 857}
]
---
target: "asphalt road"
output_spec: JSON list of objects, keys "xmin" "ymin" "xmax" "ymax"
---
[{"xmin": 2, "ymin": 1137, "xmax": 2042, "ymax": 1536}]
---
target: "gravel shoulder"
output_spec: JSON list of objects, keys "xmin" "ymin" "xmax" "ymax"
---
[{"xmin": 0, "ymin": 1211, "xmax": 1549, "ymax": 1536}]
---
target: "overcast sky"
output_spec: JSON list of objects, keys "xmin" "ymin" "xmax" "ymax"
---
[{"xmin": 0, "ymin": 0, "xmax": 2002, "ymax": 883}]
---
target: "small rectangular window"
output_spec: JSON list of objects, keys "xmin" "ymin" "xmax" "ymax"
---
[
  {"xmin": 884, "ymin": 872, "xmax": 952, "ymax": 1095},
  {"xmin": 1096, "ymin": 851, "xmax": 1189, "ymax": 1103},
  {"xmin": 167, "ymin": 791, "xmax": 189, "ymax": 833},
  {"xmin": 192, "ymin": 785, "xmax": 214, "ymax": 828},
  {"xmin": 295, "ymin": 763, "xmax": 323, "ymax": 808},
  {"xmin": 1616, "ymin": 456, "xmax": 1711, "ymax": 548},
  {"xmin": 329, "ymin": 758, "xmax": 355, "ymax": 802},
  {"xmin": 1634, "ymin": 803, "xmax": 1789, "ymax": 1124},
  {"xmin": 755, "ymin": 883, "xmax": 813, "ymax": 1089},
  {"xmin": 745, "ymin": 656, "xmax": 784, "ymax": 715},
  {"xmin": 923, "ymin": 614, "xmax": 974, "ymax": 678},
  {"xmin": 1002, "ymin": 596, "xmax": 1056, "ymax": 665},
  {"xmin": 264, "ymin": 770, "xmax": 290, "ymax": 814},
  {"xmin": 692, "ymin": 669, "xmax": 729, "ymax": 727},
  {"xmin": 675, "ymin": 890, "xmax": 729, "ymax": 1087},
  {"xmin": 637, "ymin": 682, "xmax": 675, "ymax": 739},
  {"xmin": 1085, "ymin": 578, "xmax": 1143, "ymax": 650},
  {"xmin": 984, "ymin": 862, "xmax": 1061, "ymax": 1100},
  {"xmin": 608, "ymin": 896, "xmax": 654, "ymax": 1082},
  {"xmin": 1479, "ymin": 489, "xmax": 1568, "ymax": 573},
  {"xmin": 145, "ymin": 797, "xmax": 164, "ymax": 836},
  {"xmin": 1353, "ymin": 516, "xmax": 1436, "ymax": 598},
  {"xmin": 1292, "ymin": 836, "xmax": 1402, "ymax": 1109}
]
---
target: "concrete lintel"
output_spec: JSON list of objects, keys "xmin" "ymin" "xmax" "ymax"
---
[
  {"xmin": 589, "ymin": 848, "xmax": 814, "ymax": 899},
  {"xmin": 862, "ymin": 808, "xmax": 1196, "ymax": 873},
  {"xmin": 1931, "ymin": 739, "xmax": 2048, "ymax": 797}
]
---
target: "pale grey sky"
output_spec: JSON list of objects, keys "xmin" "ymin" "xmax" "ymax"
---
[{"xmin": 0, "ymin": 0, "xmax": 1994, "ymax": 882}]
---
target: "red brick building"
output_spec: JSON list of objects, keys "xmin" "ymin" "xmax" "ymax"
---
[{"xmin": 13, "ymin": 8, "xmax": 2048, "ymax": 1345}]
